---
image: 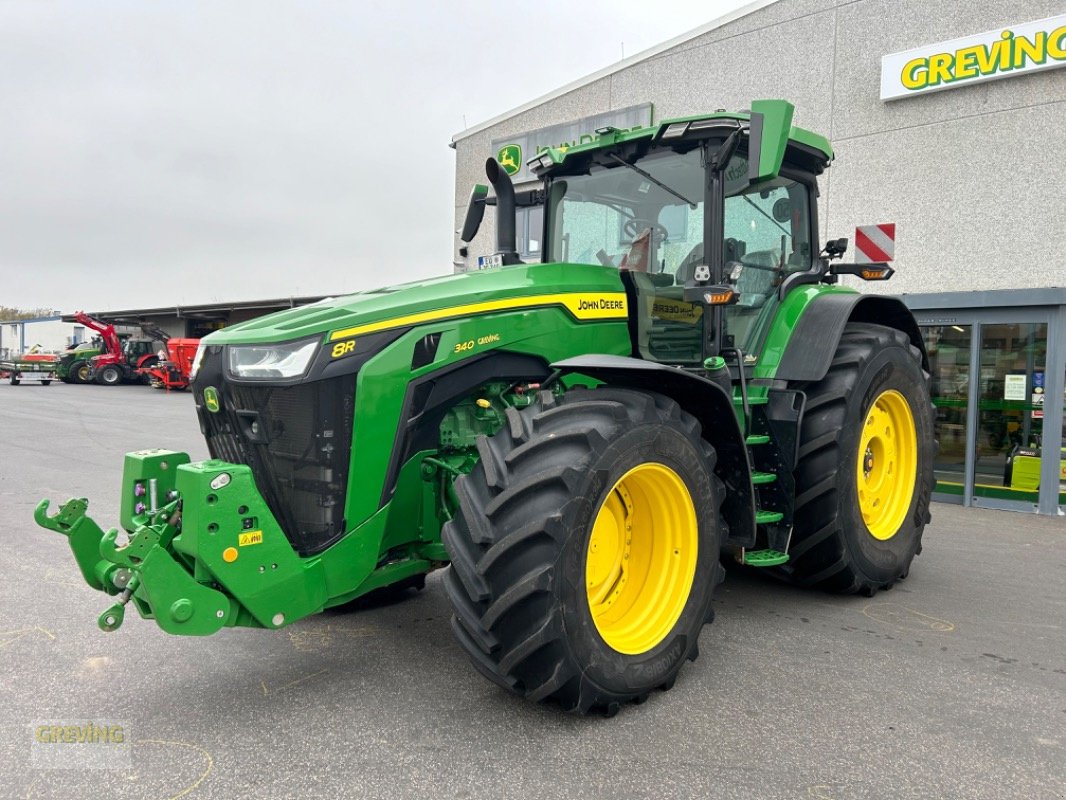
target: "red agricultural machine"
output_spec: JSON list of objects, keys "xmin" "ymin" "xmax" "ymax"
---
[
  {"xmin": 81, "ymin": 316, "xmax": 168, "ymax": 386},
  {"xmin": 58, "ymin": 313, "xmax": 119, "ymax": 383},
  {"xmin": 139, "ymin": 337, "xmax": 201, "ymax": 391}
]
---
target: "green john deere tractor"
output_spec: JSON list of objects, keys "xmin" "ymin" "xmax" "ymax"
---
[
  {"xmin": 55, "ymin": 340, "xmax": 103, "ymax": 383},
  {"xmin": 37, "ymin": 100, "xmax": 934, "ymax": 715}
]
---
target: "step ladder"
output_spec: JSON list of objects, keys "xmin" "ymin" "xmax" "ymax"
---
[
  {"xmin": 741, "ymin": 430, "xmax": 790, "ymax": 567},
  {"xmin": 721, "ymin": 349, "xmax": 790, "ymax": 569}
]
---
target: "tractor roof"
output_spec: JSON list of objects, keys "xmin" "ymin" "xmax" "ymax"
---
[{"xmin": 529, "ymin": 101, "xmax": 834, "ymax": 179}]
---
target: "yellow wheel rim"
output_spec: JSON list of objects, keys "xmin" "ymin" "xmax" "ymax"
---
[
  {"xmin": 586, "ymin": 462, "xmax": 699, "ymax": 655},
  {"xmin": 857, "ymin": 389, "xmax": 918, "ymax": 541}
]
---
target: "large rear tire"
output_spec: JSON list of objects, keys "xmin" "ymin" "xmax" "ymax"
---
[
  {"xmin": 442, "ymin": 387, "xmax": 724, "ymax": 715},
  {"xmin": 782, "ymin": 323, "xmax": 935, "ymax": 595}
]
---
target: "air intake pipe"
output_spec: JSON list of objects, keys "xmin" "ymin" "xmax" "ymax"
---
[{"xmin": 484, "ymin": 157, "xmax": 520, "ymax": 265}]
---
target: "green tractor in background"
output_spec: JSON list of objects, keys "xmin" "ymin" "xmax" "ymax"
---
[
  {"xmin": 37, "ymin": 100, "xmax": 935, "ymax": 715},
  {"xmin": 56, "ymin": 340, "xmax": 104, "ymax": 383}
]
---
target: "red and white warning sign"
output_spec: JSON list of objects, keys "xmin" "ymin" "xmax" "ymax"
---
[{"xmin": 854, "ymin": 223, "xmax": 896, "ymax": 263}]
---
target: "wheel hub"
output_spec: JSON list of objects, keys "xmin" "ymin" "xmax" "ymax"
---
[
  {"xmin": 856, "ymin": 389, "xmax": 918, "ymax": 541},
  {"xmin": 586, "ymin": 463, "xmax": 698, "ymax": 655}
]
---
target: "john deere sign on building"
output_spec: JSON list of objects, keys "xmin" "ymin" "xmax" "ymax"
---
[
  {"xmin": 490, "ymin": 103, "xmax": 652, "ymax": 183},
  {"xmin": 881, "ymin": 14, "xmax": 1066, "ymax": 100}
]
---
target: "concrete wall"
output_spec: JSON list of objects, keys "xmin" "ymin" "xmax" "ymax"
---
[{"xmin": 452, "ymin": 0, "xmax": 1066, "ymax": 295}]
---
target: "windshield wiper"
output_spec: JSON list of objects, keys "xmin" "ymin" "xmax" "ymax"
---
[{"xmin": 607, "ymin": 154, "xmax": 697, "ymax": 209}]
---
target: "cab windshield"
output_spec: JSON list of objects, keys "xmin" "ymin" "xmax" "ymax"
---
[
  {"xmin": 547, "ymin": 148, "xmax": 705, "ymax": 276},
  {"xmin": 545, "ymin": 146, "xmax": 813, "ymax": 358}
]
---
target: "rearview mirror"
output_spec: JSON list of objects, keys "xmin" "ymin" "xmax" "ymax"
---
[{"xmin": 460, "ymin": 184, "xmax": 488, "ymax": 243}]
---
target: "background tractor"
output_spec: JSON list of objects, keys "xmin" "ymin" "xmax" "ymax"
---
[
  {"xmin": 56, "ymin": 340, "xmax": 103, "ymax": 383},
  {"xmin": 57, "ymin": 312, "xmax": 116, "ymax": 383},
  {"xmin": 37, "ymin": 100, "xmax": 934, "ymax": 715},
  {"xmin": 86, "ymin": 322, "xmax": 169, "ymax": 385}
]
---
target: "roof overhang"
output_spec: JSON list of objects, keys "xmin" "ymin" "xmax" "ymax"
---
[{"xmin": 60, "ymin": 296, "xmax": 329, "ymax": 324}]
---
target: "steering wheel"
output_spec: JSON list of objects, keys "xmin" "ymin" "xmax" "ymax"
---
[{"xmin": 623, "ymin": 218, "xmax": 669, "ymax": 243}]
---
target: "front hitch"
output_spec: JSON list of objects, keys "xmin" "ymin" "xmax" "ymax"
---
[
  {"xmin": 34, "ymin": 450, "xmax": 238, "ymax": 635},
  {"xmin": 35, "ymin": 498, "xmax": 123, "ymax": 593},
  {"xmin": 34, "ymin": 449, "xmax": 329, "ymax": 636},
  {"xmin": 36, "ymin": 494, "xmax": 234, "ymax": 635}
]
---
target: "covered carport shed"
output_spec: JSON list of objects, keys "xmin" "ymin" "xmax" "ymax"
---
[{"xmin": 62, "ymin": 295, "xmax": 329, "ymax": 339}]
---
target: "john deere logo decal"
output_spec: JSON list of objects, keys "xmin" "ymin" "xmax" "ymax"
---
[
  {"xmin": 497, "ymin": 144, "xmax": 522, "ymax": 176},
  {"xmin": 203, "ymin": 386, "xmax": 220, "ymax": 413}
]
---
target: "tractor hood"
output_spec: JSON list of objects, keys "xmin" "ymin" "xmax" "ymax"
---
[{"xmin": 203, "ymin": 262, "xmax": 627, "ymax": 347}]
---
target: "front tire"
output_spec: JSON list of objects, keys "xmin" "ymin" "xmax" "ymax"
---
[
  {"xmin": 70, "ymin": 360, "xmax": 91, "ymax": 383},
  {"xmin": 96, "ymin": 365, "xmax": 122, "ymax": 386},
  {"xmin": 442, "ymin": 387, "xmax": 724, "ymax": 715},
  {"xmin": 782, "ymin": 323, "xmax": 935, "ymax": 595}
]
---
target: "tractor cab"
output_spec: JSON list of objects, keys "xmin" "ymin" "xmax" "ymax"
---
[
  {"xmin": 124, "ymin": 338, "xmax": 157, "ymax": 363},
  {"xmin": 463, "ymin": 100, "xmax": 837, "ymax": 369},
  {"xmin": 540, "ymin": 134, "xmax": 819, "ymax": 366}
]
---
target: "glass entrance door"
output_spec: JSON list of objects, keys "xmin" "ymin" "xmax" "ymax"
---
[
  {"xmin": 922, "ymin": 324, "xmax": 972, "ymax": 502},
  {"xmin": 972, "ymin": 322, "xmax": 1048, "ymax": 510},
  {"xmin": 915, "ymin": 306, "xmax": 1061, "ymax": 514},
  {"xmin": 1059, "ymin": 363, "xmax": 1066, "ymax": 513}
]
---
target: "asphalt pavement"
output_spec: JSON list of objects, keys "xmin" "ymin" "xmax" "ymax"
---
[{"xmin": 0, "ymin": 382, "xmax": 1063, "ymax": 800}]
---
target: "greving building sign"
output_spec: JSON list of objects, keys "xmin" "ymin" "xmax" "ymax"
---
[{"xmin": 881, "ymin": 14, "xmax": 1066, "ymax": 100}]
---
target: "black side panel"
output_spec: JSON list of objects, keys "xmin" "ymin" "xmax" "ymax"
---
[
  {"xmin": 774, "ymin": 294, "xmax": 929, "ymax": 382},
  {"xmin": 379, "ymin": 352, "xmax": 552, "ymax": 507},
  {"xmin": 551, "ymin": 355, "xmax": 756, "ymax": 548}
]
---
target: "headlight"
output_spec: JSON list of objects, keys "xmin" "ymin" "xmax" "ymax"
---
[
  {"xmin": 227, "ymin": 338, "xmax": 318, "ymax": 379},
  {"xmin": 189, "ymin": 342, "xmax": 208, "ymax": 381}
]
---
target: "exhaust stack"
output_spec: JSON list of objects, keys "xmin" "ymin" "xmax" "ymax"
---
[{"xmin": 484, "ymin": 158, "xmax": 520, "ymax": 265}]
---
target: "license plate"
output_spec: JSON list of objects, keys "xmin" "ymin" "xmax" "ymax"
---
[{"xmin": 19, "ymin": 372, "xmax": 48, "ymax": 380}]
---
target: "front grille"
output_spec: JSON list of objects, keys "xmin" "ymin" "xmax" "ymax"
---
[{"xmin": 199, "ymin": 370, "xmax": 355, "ymax": 556}]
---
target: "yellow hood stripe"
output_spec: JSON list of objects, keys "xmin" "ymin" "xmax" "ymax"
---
[{"xmin": 328, "ymin": 292, "xmax": 628, "ymax": 341}]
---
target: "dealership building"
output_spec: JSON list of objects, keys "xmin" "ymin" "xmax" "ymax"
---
[{"xmin": 451, "ymin": 0, "xmax": 1066, "ymax": 515}]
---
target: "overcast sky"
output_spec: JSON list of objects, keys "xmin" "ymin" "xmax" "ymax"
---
[{"xmin": 1, "ymin": 0, "xmax": 751, "ymax": 312}]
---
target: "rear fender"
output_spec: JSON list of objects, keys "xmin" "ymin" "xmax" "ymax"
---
[
  {"xmin": 772, "ymin": 293, "xmax": 928, "ymax": 383},
  {"xmin": 551, "ymin": 355, "xmax": 756, "ymax": 549}
]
